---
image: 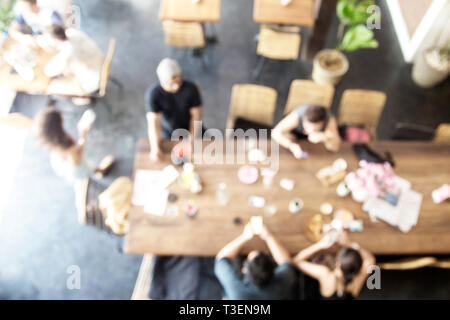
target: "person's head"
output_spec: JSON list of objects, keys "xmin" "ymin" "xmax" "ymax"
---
[
  {"xmin": 43, "ymin": 25, "xmax": 68, "ymax": 48},
  {"xmin": 336, "ymin": 248, "xmax": 363, "ymax": 285},
  {"xmin": 17, "ymin": 0, "xmax": 39, "ymax": 14},
  {"xmin": 156, "ymin": 58, "xmax": 182, "ymax": 93},
  {"xmin": 302, "ymin": 105, "xmax": 328, "ymax": 135},
  {"xmin": 33, "ymin": 107, "xmax": 74, "ymax": 152},
  {"xmin": 242, "ymin": 251, "xmax": 276, "ymax": 287}
]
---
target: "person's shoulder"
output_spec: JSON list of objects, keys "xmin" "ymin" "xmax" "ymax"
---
[
  {"xmin": 274, "ymin": 263, "xmax": 298, "ymax": 279},
  {"xmin": 182, "ymin": 80, "xmax": 199, "ymax": 91}
]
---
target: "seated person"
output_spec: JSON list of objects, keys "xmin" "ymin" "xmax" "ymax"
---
[
  {"xmin": 214, "ymin": 223, "xmax": 298, "ymax": 300},
  {"xmin": 272, "ymin": 104, "xmax": 341, "ymax": 158},
  {"xmin": 8, "ymin": 0, "xmax": 64, "ymax": 46},
  {"xmin": 145, "ymin": 58, "xmax": 202, "ymax": 161},
  {"xmin": 39, "ymin": 25, "xmax": 104, "ymax": 103},
  {"xmin": 294, "ymin": 232, "xmax": 375, "ymax": 300}
]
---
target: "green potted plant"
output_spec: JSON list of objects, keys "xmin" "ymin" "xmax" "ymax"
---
[
  {"xmin": 312, "ymin": 0, "xmax": 379, "ymax": 85},
  {"xmin": 412, "ymin": 46, "xmax": 450, "ymax": 88},
  {"xmin": 0, "ymin": 0, "xmax": 16, "ymax": 46}
]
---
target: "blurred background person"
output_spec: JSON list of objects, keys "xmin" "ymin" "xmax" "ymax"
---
[
  {"xmin": 145, "ymin": 58, "xmax": 202, "ymax": 161},
  {"xmin": 8, "ymin": 0, "xmax": 64, "ymax": 47},
  {"xmin": 272, "ymin": 104, "xmax": 341, "ymax": 158},
  {"xmin": 38, "ymin": 25, "xmax": 104, "ymax": 105},
  {"xmin": 215, "ymin": 223, "xmax": 298, "ymax": 300},
  {"xmin": 294, "ymin": 231, "xmax": 375, "ymax": 300}
]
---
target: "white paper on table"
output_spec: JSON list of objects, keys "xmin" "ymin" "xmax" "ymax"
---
[
  {"xmin": 162, "ymin": 165, "xmax": 179, "ymax": 188},
  {"xmin": 131, "ymin": 170, "xmax": 165, "ymax": 206},
  {"xmin": 144, "ymin": 188, "xmax": 169, "ymax": 216},
  {"xmin": 396, "ymin": 190, "xmax": 423, "ymax": 233},
  {"xmin": 363, "ymin": 197, "xmax": 398, "ymax": 226}
]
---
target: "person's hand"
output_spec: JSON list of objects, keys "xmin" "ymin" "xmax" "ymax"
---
[
  {"xmin": 308, "ymin": 132, "xmax": 324, "ymax": 144},
  {"xmin": 77, "ymin": 126, "xmax": 91, "ymax": 141},
  {"xmin": 259, "ymin": 224, "xmax": 271, "ymax": 241},
  {"xmin": 242, "ymin": 223, "xmax": 254, "ymax": 241},
  {"xmin": 337, "ymin": 231, "xmax": 352, "ymax": 247},
  {"xmin": 149, "ymin": 149, "xmax": 162, "ymax": 162},
  {"xmin": 289, "ymin": 143, "xmax": 303, "ymax": 159},
  {"xmin": 317, "ymin": 234, "xmax": 335, "ymax": 249},
  {"xmin": 21, "ymin": 35, "xmax": 38, "ymax": 49}
]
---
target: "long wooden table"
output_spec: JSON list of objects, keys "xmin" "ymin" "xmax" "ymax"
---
[
  {"xmin": 124, "ymin": 139, "xmax": 450, "ymax": 256},
  {"xmin": 253, "ymin": 0, "xmax": 315, "ymax": 26},
  {"xmin": 159, "ymin": 0, "xmax": 221, "ymax": 22}
]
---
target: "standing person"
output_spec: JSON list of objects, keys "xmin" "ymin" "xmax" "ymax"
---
[
  {"xmin": 32, "ymin": 106, "xmax": 114, "ymax": 185},
  {"xmin": 272, "ymin": 104, "xmax": 341, "ymax": 158},
  {"xmin": 145, "ymin": 58, "xmax": 202, "ymax": 161},
  {"xmin": 38, "ymin": 25, "xmax": 105, "ymax": 105},
  {"xmin": 294, "ymin": 232, "xmax": 375, "ymax": 300},
  {"xmin": 214, "ymin": 223, "xmax": 298, "ymax": 300},
  {"xmin": 8, "ymin": 0, "xmax": 64, "ymax": 46}
]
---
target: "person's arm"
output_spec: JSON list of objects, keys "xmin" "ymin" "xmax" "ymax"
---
[
  {"xmin": 323, "ymin": 117, "xmax": 341, "ymax": 152},
  {"xmin": 337, "ymin": 233, "xmax": 376, "ymax": 297},
  {"xmin": 8, "ymin": 19, "xmax": 37, "ymax": 47},
  {"xmin": 216, "ymin": 223, "xmax": 254, "ymax": 260},
  {"xmin": 146, "ymin": 112, "xmax": 162, "ymax": 161},
  {"xmin": 294, "ymin": 236, "xmax": 334, "ymax": 264},
  {"xmin": 272, "ymin": 112, "xmax": 303, "ymax": 158},
  {"xmin": 259, "ymin": 225, "xmax": 292, "ymax": 265},
  {"xmin": 189, "ymin": 106, "xmax": 202, "ymax": 140}
]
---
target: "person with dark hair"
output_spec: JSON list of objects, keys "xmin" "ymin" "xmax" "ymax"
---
[
  {"xmin": 214, "ymin": 222, "xmax": 298, "ymax": 300},
  {"xmin": 37, "ymin": 24, "xmax": 105, "ymax": 105},
  {"xmin": 32, "ymin": 106, "xmax": 113, "ymax": 185},
  {"xmin": 294, "ymin": 232, "xmax": 375, "ymax": 300},
  {"xmin": 272, "ymin": 104, "xmax": 341, "ymax": 157},
  {"xmin": 8, "ymin": 0, "xmax": 64, "ymax": 47}
]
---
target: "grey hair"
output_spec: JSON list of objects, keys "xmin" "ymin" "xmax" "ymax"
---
[{"xmin": 156, "ymin": 58, "xmax": 182, "ymax": 84}]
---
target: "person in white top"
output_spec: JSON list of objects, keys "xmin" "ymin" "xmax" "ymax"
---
[
  {"xmin": 9, "ymin": 0, "xmax": 64, "ymax": 47},
  {"xmin": 32, "ymin": 106, "xmax": 114, "ymax": 184},
  {"xmin": 38, "ymin": 24, "xmax": 105, "ymax": 104}
]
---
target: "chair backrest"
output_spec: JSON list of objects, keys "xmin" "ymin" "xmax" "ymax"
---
[
  {"xmin": 434, "ymin": 123, "xmax": 450, "ymax": 142},
  {"xmin": 338, "ymin": 89, "xmax": 387, "ymax": 139},
  {"xmin": 98, "ymin": 38, "xmax": 116, "ymax": 97},
  {"xmin": 226, "ymin": 84, "xmax": 277, "ymax": 129},
  {"xmin": 162, "ymin": 21, "xmax": 205, "ymax": 49},
  {"xmin": 257, "ymin": 25, "xmax": 301, "ymax": 60},
  {"xmin": 284, "ymin": 80, "xmax": 335, "ymax": 115}
]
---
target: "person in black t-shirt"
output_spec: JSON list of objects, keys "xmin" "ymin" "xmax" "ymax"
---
[{"xmin": 145, "ymin": 58, "xmax": 202, "ymax": 161}]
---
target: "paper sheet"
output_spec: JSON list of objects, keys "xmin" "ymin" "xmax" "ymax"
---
[
  {"xmin": 131, "ymin": 170, "xmax": 165, "ymax": 206},
  {"xmin": 143, "ymin": 188, "xmax": 169, "ymax": 216}
]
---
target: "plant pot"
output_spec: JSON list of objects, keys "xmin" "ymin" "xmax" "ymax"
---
[
  {"xmin": 312, "ymin": 49, "xmax": 349, "ymax": 85},
  {"xmin": 412, "ymin": 48, "xmax": 450, "ymax": 88}
]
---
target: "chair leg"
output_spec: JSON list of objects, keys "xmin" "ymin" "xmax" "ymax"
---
[
  {"xmin": 205, "ymin": 23, "xmax": 218, "ymax": 44},
  {"xmin": 252, "ymin": 56, "xmax": 266, "ymax": 79}
]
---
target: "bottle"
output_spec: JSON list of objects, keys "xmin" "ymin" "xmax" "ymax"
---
[{"xmin": 216, "ymin": 183, "xmax": 230, "ymax": 206}]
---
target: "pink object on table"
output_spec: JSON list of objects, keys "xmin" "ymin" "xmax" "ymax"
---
[
  {"xmin": 432, "ymin": 184, "xmax": 450, "ymax": 204},
  {"xmin": 238, "ymin": 166, "xmax": 259, "ymax": 184}
]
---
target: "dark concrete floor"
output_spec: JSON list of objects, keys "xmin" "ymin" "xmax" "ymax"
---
[{"xmin": 1, "ymin": 0, "xmax": 449, "ymax": 299}]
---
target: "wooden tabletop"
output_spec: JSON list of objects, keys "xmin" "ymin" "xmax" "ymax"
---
[
  {"xmin": 253, "ymin": 0, "xmax": 315, "ymax": 26},
  {"xmin": 124, "ymin": 139, "xmax": 450, "ymax": 256},
  {"xmin": 159, "ymin": 0, "xmax": 221, "ymax": 22},
  {"xmin": 0, "ymin": 37, "xmax": 54, "ymax": 94}
]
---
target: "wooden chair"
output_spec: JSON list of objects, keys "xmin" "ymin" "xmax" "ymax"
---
[
  {"xmin": 337, "ymin": 89, "xmax": 387, "ymax": 139},
  {"xmin": 97, "ymin": 38, "xmax": 121, "ymax": 98},
  {"xmin": 131, "ymin": 254, "xmax": 154, "ymax": 300},
  {"xmin": 284, "ymin": 80, "xmax": 335, "ymax": 115},
  {"xmin": 226, "ymin": 84, "xmax": 277, "ymax": 132},
  {"xmin": 254, "ymin": 24, "xmax": 301, "ymax": 78},
  {"xmin": 434, "ymin": 123, "xmax": 450, "ymax": 142},
  {"xmin": 379, "ymin": 257, "xmax": 450, "ymax": 270},
  {"xmin": 162, "ymin": 21, "xmax": 206, "ymax": 49}
]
